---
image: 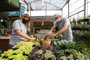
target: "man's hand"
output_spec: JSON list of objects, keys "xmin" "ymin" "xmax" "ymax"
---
[
  {"xmin": 59, "ymin": 34, "xmax": 63, "ymax": 38},
  {"xmin": 47, "ymin": 31, "xmax": 52, "ymax": 35},
  {"xmin": 52, "ymin": 33, "xmax": 63, "ymax": 37},
  {"xmin": 48, "ymin": 33, "xmax": 57, "ymax": 38},
  {"xmin": 52, "ymin": 34, "xmax": 57, "ymax": 37}
]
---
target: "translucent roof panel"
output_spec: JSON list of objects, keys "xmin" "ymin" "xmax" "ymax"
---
[
  {"xmin": 23, "ymin": 0, "xmax": 69, "ymax": 11},
  {"xmin": 24, "ymin": 11, "xmax": 62, "ymax": 16}
]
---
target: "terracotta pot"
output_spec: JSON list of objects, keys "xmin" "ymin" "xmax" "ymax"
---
[{"xmin": 41, "ymin": 39, "xmax": 51, "ymax": 47}]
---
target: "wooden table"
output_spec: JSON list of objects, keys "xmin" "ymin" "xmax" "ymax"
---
[{"xmin": 0, "ymin": 36, "xmax": 10, "ymax": 51}]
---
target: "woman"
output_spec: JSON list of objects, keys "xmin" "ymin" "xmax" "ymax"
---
[{"xmin": 9, "ymin": 14, "xmax": 35, "ymax": 46}]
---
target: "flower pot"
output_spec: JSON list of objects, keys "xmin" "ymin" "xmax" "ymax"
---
[{"xmin": 41, "ymin": 39, "xmax": 51, "ymax": 47}]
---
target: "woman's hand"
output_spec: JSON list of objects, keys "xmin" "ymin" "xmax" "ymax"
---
[
  {"xmin": 28, "ymin": 37, "xmax": 36, "ymax": 40},
  {"xmin": 28, "ymin": 35, "xmax": 36, "ymax": 40}
]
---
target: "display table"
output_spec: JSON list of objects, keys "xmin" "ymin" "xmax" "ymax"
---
[{"xmin": 0, "ymin": 36, "xmax": 10, "ymax": 51}]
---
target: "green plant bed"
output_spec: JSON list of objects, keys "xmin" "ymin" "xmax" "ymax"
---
[
  {"xmin": 73, "ymin": 31, "xmax": 90, "ymax": 42},
  {"xmin": 72, "ymin": 25, "xmax": 90, "ymax": 30},
  {"xmin": 52, "ymin": 40, "xmax": 90, "ymax": 59},
  {"xmin": 0, "ymin": 40, "xmax": 40, "ymax": 60},
  {"xmin": 0, "ymin": 49, "xmax": 3, "ymax": 57}
]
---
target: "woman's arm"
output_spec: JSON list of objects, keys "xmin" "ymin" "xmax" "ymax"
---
[{"xmin": 15, "ymin": 29, "xmax": 35, "ymax": 40}]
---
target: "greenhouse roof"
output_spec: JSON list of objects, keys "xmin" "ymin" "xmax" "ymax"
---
[{"xmin": 21, "ymin": 0, "xmax": 69, "ymax": 11}]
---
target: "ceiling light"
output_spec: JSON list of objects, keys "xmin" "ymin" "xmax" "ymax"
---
[{"xmin": 1, "ymin": 19, "xmax": 3, "ymax": 22}]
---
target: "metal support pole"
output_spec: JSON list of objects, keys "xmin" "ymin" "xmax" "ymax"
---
[
  {"xmin": 61, "ymin": 9, "xmax": 63, "ymax": 16},
  {"xmin": 84, "ymin": 0, "xmax": 86, "ymax": 18},
  {"xmin": 29, "ymin": 3, "xmax": 31, "ymax": 16},
  {"xmin": 19, "ymin": 2, "xmax": 21, "ymax": 17},
  {"xmin": 68, "ymin": 2, "xmax": 70, "ymax": 18},
  {"xmin": 87, "ymin": 0, "xmax": 88, "ymax": 16},
  {"xmin": 45, "ymin": 2, "xmax": 47, "ymax": 20}
]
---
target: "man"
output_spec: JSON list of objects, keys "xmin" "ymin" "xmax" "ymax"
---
[{"xmin": 48, "ymin": 13, "xmax": 73, "ymax": 41}]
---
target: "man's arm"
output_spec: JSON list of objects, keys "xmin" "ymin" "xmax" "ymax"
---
[
  {"xmin": 48, "ymin": 26, "xmax": 55, "ymax": 34},
  {"xmin": 50, "ymin": 26, "xmax": 55, "ymax": 31},
  {"xmin": 54, "ymin": 23, "xmax": 68, "ymax": 36}
]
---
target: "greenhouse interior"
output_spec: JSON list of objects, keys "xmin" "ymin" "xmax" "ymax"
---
[{"xmin": 0, "ymin": 0, "xmax": 90, "ymax": 60}]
